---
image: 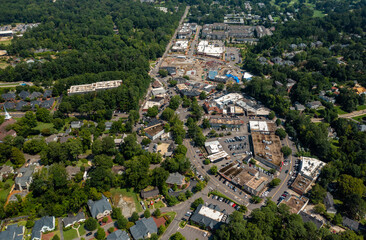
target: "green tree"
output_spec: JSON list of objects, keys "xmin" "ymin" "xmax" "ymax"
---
[
  {"xmin": 268, "ymin": 111, "xmax": 275, "ymax": 120},
  {"xmin": 158, "ymin": 225, "xmax": 166, "ymax": 235},
  {"xmin": 85, "ymin": 218, "xmax": 98, "ymax": 231},
  {"xmin": 275, "ymin": 128, "xmax": 287, "ymax": 140},
  {"xmin": 313, "ymin": 203, "xmax": 326, "ymax": 214},
  {"xmin": 210, "ymin": 165, "xmax": 218, "ymax": 175},
  {"xmin": 147, "ymin": 106, "xmax": 159, "ymax": 118},
  {"xmin": 144, "ymin": 209, "xmax": 151, "ymax": 218},
  {"xmin": 333, "ymin": 213, "xmax": 343, "ymax": 225},
  {"xmin": 153, "ymin": 208, "xmax": 161, "ymax": 217},
  {"xmin": 338, "ymin": 174, "xmax": 366, "ymax": 198},
  {"xmin": 11, "ymin": 147, "xmax": 25, "ymax": 167},
  {"xmin": 23, "ymin": 111, "xmax": 37, "ymax": 128},
  {"xmin": 191, "ymin": 198, "xmax": 204, "ymax": 209},
  {"xmin": 26, "ymin": 220, "xmax": 35, "ymax": 228},
  {"xmin": 281, "ymin": 146, "xmax": 292, "ymax": 157},
  {"xmin": 199, "ymin": 91, "xmax": 207, "ymax": 100},
  {"xmin": 117, "ymin": 216, "xmax": 128, "ymax": 229},
  {"xmin": 216, "ymin": 83, "xmax": 225, "ymax": 91},
  {"xmin": 141, "ymin": 138, "xmax": 151, "ymax": 146},
  {"xmin": 131, "ymin": 212, "xmax": 139, "ymax": 223},
  {"xmin": 161, "ymin": 108, "xmax": 175, "ymax": 121},
  {"xmin": 169, "ymin": 232, "xmax": 186, "ymax": 240},
  {"xmin": 269, "ymin": 178, "xmax": 281, "ymax": 187},
  {"xmin": 36, "ymin": 108, "xmax": 51, "ymax": 123},
  {"xmin": 52, "ymin": 235, "xmax": 60, "ymax": 240},
  {"xmin": 169, "ymin": 95, "xmax": 182, "ymax": 110},
  {"xmin": 202, "ymin": 118, "xmax": 210, "ymax": 129},
  {"xmin": 309, "ymin": 184, "xmax": 326, "ymax": 204},
  {"xmin": 96, "ymin": 227, "xmax": 106, "ymax": 240},
  {"xmin": 158, "ymin": 69, "xmax": 168, "ymax": 77}
]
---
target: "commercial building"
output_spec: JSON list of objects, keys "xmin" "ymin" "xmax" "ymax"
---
[
  {"xmin": 290, "ymin": 174, "xmax": 313, "ymax": 195},
  {"xmin": 151, "ymin": 87, "xmax": 166, "ymax": 97},
  {"xmin": 144, "ymin": 123, "xmax": 165, "ymax": 140},
  {"xmin": 197, "ymin": 40, "xmax": 225, "ymax": 58},
  {"xmin": 190, "ymin": 204, "xmax": 228, "ymax": 230},
  {"xmin": 279, "ymin": 195, "xmax": 309, "ymax": 214},
  {"xmin": 209, "ymin": 118, "xmax": 244, "ymax": 129},
  {"xmin": 298, "ymin": 157, "xmax": 326, "ymax": 181},
  {"xmin": 205, "ymin": 140, "xmax": 223, "ymax": 154},
  {"xmin": 67, "ymin": 80, "xmax": 122, "ymax": 95},
  {"xmin": 249, "ymin": 121, "xmax": 269, "ymax": 132},
  {"xmin": 172, "ymin": 40, "xmax": 189, "ymax": 52},
  {"xmin": 219, "ymin": 163, "xmax": 268, "ymax": 196},
  {"xmin": 207, "ymin": 151, "xmax": 230, "ymax": 163},
  {"xmin": 251, "ymin": 132, "xmax": 283, "ymax": 170},
  {"xmin": 0, "ymin": 30, "xmax": 13, "ymax": 37},
  {"xmin": 214, "ymin": 93, "xmax": 243, "ymax": 108}
]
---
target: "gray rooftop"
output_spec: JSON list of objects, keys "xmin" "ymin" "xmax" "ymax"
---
[
  {"xmin": 166, "ymin": 172, "xmax": 185, "ymax": 185},
  {"xmin": 0, "ymin": 224, "xmax": 24, "ymax": 240},
  {"xmin": 107, "ymin": 230, "xmax": 130, "ymax": 240},
  {"xmin": 62, "ymin": 212, "xmax": 86, "ymax": 227},
  {"xmin": 31, "ymin": 216, "xmax": 55, "ymax": 240},
  {"xmin": 87, "ymin": 195, "xmax": 112, "ymax": 218},
  {"xmin": 190, "ymin": 204, "xmax": 227, "ymax": 230},
  {"xmin": 129, "ymin": 217, "xmax": 157, "ymax": 240},
  {"xmin": 15, "ymin": 165, "xmax": 35, "ymax": 189}
]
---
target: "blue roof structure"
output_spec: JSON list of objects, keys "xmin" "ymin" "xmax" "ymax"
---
[
  {"xmin": 208, "ymin": 71, "xmax": 218, "ymax": 80},
  {"xmin": 226, "ymin": 74, "xmax": 240, "ymax": 83}
]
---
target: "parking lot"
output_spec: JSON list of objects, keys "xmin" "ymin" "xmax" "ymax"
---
[{"xmin": 179, "ymin": 225, "xmax": 210, "ymax": 240}]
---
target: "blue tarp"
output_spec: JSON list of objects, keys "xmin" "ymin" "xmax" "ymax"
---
[{"xmin": 226, "ymin": 74, "xmax": 240, "ymax": 83}]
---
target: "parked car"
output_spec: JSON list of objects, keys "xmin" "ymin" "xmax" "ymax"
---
[{"xmin": 86, "ymin": 232, "xmax": 92, "ymax": 236}]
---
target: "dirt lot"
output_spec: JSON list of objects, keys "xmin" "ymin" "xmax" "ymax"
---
[{"xmin": 112, "ymin": 194, "xmax": 136, "ymax": 217}]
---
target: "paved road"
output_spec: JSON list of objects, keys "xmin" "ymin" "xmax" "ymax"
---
[{"xmin": 311, "ymin": 109, "xmax": 366, "ymax": 123}]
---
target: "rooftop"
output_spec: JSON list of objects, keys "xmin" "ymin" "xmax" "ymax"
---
[
  {"xmin": 67, "ymin": 80, "xmax": 122, "ymax": 95},
  {"xmin": 205, "ymin": 140, "xmax": 223, "ymax": 154},
  {"xmin": 281, "ymin": 195, "xmax": 309, "ymax": 214},
  {"xmin": 249, "ymin": 121, "xmax": 269, "ymax": 132},
  {"xmin": 299, "ymin": 157, "xmax": 326, "ymax": 180},
  {"xmin": 291, "ymin": 174, "xmax": 312, "ymax": 195}
]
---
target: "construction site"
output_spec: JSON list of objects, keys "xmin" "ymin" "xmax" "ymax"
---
[
  {"xmin": 251, "ymin": 132, "xmax": 283, "ymax": 170},
  {"xmin": 160, "ymin": 56, "xmax": 242, "ymax": 83}
]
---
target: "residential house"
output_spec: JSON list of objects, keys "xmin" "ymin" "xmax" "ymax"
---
[
  {"xmin": 1, "ymin": 92, "xmax": 16, "ymax": 101},
  {"xmin": 19, "ymin": 91, "xmax": 30, "ymax": 100},
  {"xmin": 306, "ymin": 101, "xmax": 322, "ymax": 109},
  {"xmin": 140, "ymin": 187, "xmax": 159, "ymax": 200},
  {"xmin": 190, "ymin": 204, "xmax": 228, "ymax": 230},
  {"xmin": 0, "ymin": 165, "xmax": 14, "ymax": 181},
  {"xmin": 295, "ymin": 104, "xmax": 305, "ymax": 111},
  {"xmin": 130, "ymin": 217, "xmax": 158, "ymax": 240},
  {"xmin": 62, "ymin": 212, "xmax": 86, "ymax": 228},
  {"xmin": 112, "ymin": 166, "xmax": 125, "ymax": 175},
  {"xmin": 3, "ymin": 102, "xmax": 16, "ymax": 110},
  {"xmin": 324, "ymin": 192, "xmax": 337, "ymax": 214},
  {"xmin": 165, "ymin": 172, "xmax": 186, "ymax": 188},
  {"xmin": 15, "ymin": 101, "xmax": 28, "ymax": 111},
  {"xmin": 31, "ymin": 216, "xmax": 55, "ymax": 240},
  {"xmin": 43, "ymin": 90, "xmax": 53, "ymax": 98},
  {"xmin": 105, "ymin": 122, "xmax": 113, "ymax": 131},
  {"xmin": 107, "ymin": 230, "xmax": 130, "ymax": 240},
  {"xmin": 87, "ymin": 195, "xmax": 113, "ymax": 219},
  {"xmin": 299, "ymin": 212, "xmax": 323, "ymax": 229},
  {"xmin": 0, "ymin": 224, "xmax": 25, "ymax": 240},
  {"xmin": 29, "ymin": 92, "xmax": 43, "ymax": 100},
  {"xmin": 15, "ymin": 165, "xmax": 35, "ymax": 191},
  {"xmin": 65, "ymin": 166, "xmax": 80, "ymax": 180},
  {"xmin": 342, "ymin": 217, "xmax": 360, "ymax": 231},
  {"xmin": 40, "ymin": 98, "xmax": 55, "ymax": 109},
  {"xmin": 70, "ymin": 121, "xmax": 83, "ymax": 129},
  {"xmin": 30, "ymin": 100, "xmax": 42, "ymax": 110}
]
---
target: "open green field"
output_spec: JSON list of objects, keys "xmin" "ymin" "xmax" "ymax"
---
[
  {"xmin": 63, "ymin": 228, "xmax": 78, "ymax": 240},
  {"xmin": 352, "ymin": 114, "xmax": 366, "ymax": 123},
  {"xmin": 110, "ymin": 188, "xmax": 143, "ymax": 212},
  {"xmin": 78, "ymin": 223, "xmax": 86, "ymax": 236},
  {"xmin": 334, "ymin": 106, "xmax": 348, "ymax": 115},
  {"xmin": 0, "ymin": 179, "xmax": 14, "ymax": 201},
  {"xmin": 161, "ymin": 211, "xmax": 176, "ymax": 220},
  {"xmin": 357, "ymin": 105, "xmax": 366, "ymax": 111},
  {"xmin": 0, "ymin": 39, "xmax": 12, "ymax": 46},
  {"xmin": 33, "ymin": 122, "xmax": 54, "ymax": 131},
  {"xmin": 313, "ymin": 10, "xmax": 325, "ymax": 18}
]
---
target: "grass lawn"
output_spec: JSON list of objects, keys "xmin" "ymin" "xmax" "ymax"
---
[
  {"xmin": 313, "ymin": 10, "xmax": 325, "ymax": 17},
  {"xmin": 17, "ymin": 220, "xmax": 27, "ymax": 226},
  {"xmin": 0, "ymin": 39, "xmax": 12, "ymax": 45},
  {"xmin": 63, "ymin": 228, "xmax": 78, "ymax": 240},
  {"xmin": 334, "ymin": 106, "xmax": 348, "ymax": 115},
  {"xmin": 154, "ymin": 200, "xmax": 165, "ymax": 209},
  {"xmin": 78, "ymin": 223, "xmax": 86, "ymax": 236},
  {"xmin": 33, "ymin": 122, "xmax": 54, "ymax": 131},
  {"xmin": 110, "ymin": 188, "xmax": 143, "ymax": 212},
  {"xmin": 352, "ymin": 114, "xmax": 366, "ymax": 123},
  {"xmin": 0, "ymin": 179, "xmax": 14, "ymax": 201},
  {"xmin": 179, "ymin": 220, "xmax": 187, "ymax": 228},
  {"xmin": 161, "ymin": 211, "xmax": 176, "ymax": 220},
  {"xmin": 357, "ymin": 105, "xmax": 366, "ymax": 111}
]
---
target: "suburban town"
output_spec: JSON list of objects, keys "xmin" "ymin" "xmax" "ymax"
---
[{"xmin": 0, "ymin": 0, "xmax": 365, "ymax": 240}]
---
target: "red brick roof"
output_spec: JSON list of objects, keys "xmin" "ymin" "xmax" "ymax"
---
[{"xmin": 153, "ymin": 216, "xmax": 166, "ymax": 228}]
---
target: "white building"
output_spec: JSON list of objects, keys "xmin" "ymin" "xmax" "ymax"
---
[
  {"xmin": 197, "ymin": 40, "xmax": 225, "ymax": 58},
  {"xmin": 299, "ymin": 157, "xmax": 326, "ymax": 181},
  {"xmin": 249, "ymin": 121, "xmax": 269, "ymax": 132},
  {"xmin": 214, "ymin": 93, "xmax": 243, "ymax": 108},
  {"xmin": 172, "ymin": 40, "xmax": 189, "ymax": 52},
  {"xmin": 67, "ymin": 80, "xmax": 122, "ymax": 95},
  {"xmin": 205, "ymin": 140, "xmax": 223, "ymax": 154}
]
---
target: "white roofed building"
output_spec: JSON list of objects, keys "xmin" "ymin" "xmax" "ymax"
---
[{"xmin": 299, "ymin": 157, "xmax": 326, "ymax": 181}]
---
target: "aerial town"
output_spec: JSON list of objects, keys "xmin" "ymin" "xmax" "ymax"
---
[{"xmin": 0, "ymin": 0, "xmax": 365, "ymax": 240}]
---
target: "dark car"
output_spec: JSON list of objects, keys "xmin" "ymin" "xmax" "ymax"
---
[{"xmin": 86, "ymin": 232, "xmax": 92, "ymax": 236}]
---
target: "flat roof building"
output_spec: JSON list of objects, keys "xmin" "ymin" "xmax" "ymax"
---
[
  {"xmin": 190, "ymin": 204, "xmax": 228, "ymax": 230},
  {"xmin": 291, "ymin": 174, "xmax": 313, "ymax": 195},
  {"xmin": 67, "ymin": 80, "xmax": 122, "ymax": 95},
  {"xmin": 251, "ymin": 132, "xmax": 283, "ymax": 170},
  {"xmin": 205, "ymin": 140, "xmax": 223, "ymax": 154},
  {"xmin": 197, "ymin": 40, "xmax": 225, "ymax": 58},
  {"xmin": 299, "ymin": 157, "xmax": 326, "ymax": 181},
  {"xmin": 279, "ymin": 195, "xmax": 309, "ymax": 214},
  {"xmin": 249, "ymin": 121, "xmax": 269, "ymax": 132}
]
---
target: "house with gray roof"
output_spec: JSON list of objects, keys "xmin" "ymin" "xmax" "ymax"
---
[
  {"xmin": 342, "ymin": 217, "xmax": 360, "ymax": 231},
  {"xmin": 299, "ymin": 212, "xmax": 323, "ymax": 229},
  {"xmin": 0, "ymin": 224, "xmax": 25, "ymax": 240},
  {"xmin": 18, "ymin": 91, "xmax": 30, "ymax": 100},
  {"xmin": 15, "ymin": 165, "xmax": 35, "ymax": 191},
  {"xmin": 324, "ymin": 192, "xmax": 336, "ymax": 214},
  {"xmin": 107, "ymin": 230, "xmax": 130, "ymax": 240},
  {"xmin": 31, "ymin": 216, "xmax": 55, "ymax": 240},
  {"xmin": 295, "ymin": 104, "xmax": 305, "ymax": 111},
  {"xmin": 29, "ymin": 92, "xmax": 43, "ymax": 100},
  {"xmin": 43, "ymin": 90, "xmax": 52, "ymax": 98},
  {"xmin": 306, "ymin": 101, "xmax": 322, "ymax": 109},
  {"xmin": 40, "ymin": 98, "xmax": 55, "ymax": 109},
  {"xmin": 190, "ymin": 204, "xmax": 228, "ymax": 230},
  {"xmin": 3, "ymin": 102, "xmax": 16, "ymax": 109},
  {"xmin": 30, "ymin": 100, "xmax": 42, "ymax": 110},
  {"xmin": 129, "ymin": 217, "xmax": 157, "ymax": 240},
  {"xmin": 70, "ymin": 121, "xmax": 83, "ymax": 129},
  {"xmin": 2, "ymin": 93, "xmax": 16, "ymax": 101},
  {"xmin": 15, "ymin": 101, "xmax": 28, "ymax": 111},
  {"xmin": 65, "ymin": 166, "xmax": 80, "ymax": 180},
  {"xmin": 166, "ymin": 172, "xmax": 185, "ymax": 188},
  {"xmin": 105, "ymin": 122, "xmax": 113, "ymax": 131},
  {"xmin": 62, "ymin": 212, "xmax": 86, "ymax": 228},
  {"xmin": 87, "ymin": 195, "xmax": 112, "ymax": 219},
  {"xmin": 140, "ymin": 187, "xmax": 160, "ymax": 199}
]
